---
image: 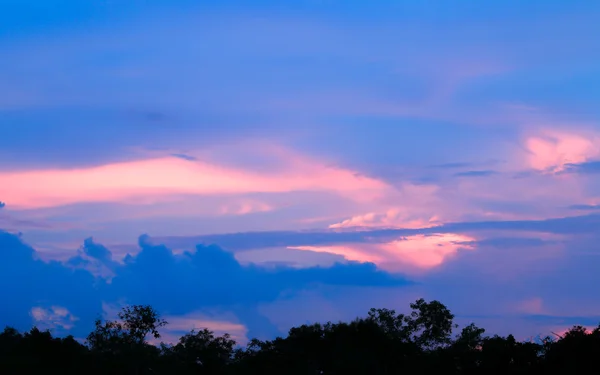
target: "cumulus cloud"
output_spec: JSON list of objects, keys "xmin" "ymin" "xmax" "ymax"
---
[
  {"xmin": 4, "ymin": 215, "xmax": 600, "ymax": 341},
  {"xmin": 0, "ymin": 231, "xmax": 410, "ymax": 339},
  {"xmin": 0, "ymin": 231, "xmax": 101, "ymax": 333},
  {"xmin": 30, "ymin": 306, "xmax": 79, "ymax": 332}
]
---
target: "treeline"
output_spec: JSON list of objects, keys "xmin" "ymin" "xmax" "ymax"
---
[{"xmin": 0, "ymin": 299, "xmax": 596, "ymax": 374}]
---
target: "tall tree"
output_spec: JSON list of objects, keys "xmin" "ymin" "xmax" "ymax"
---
[{"xmin": 87, "ymin": 305, "xmax": 167, "ymax": 374}]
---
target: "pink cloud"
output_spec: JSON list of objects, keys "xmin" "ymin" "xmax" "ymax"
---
[
  {"xmin": 0, "ymin": 147, "xmax": 391, "ymax": 210},
  {"xmin": 156, "ymin": 312, "xmax": 248, "ymax": 345},
  {"xmin": 433, "ymin": 124, "xmax": 600, "ymax": 221},
  {"xmin": 218, "ymin": 200, "xmax": 273, "ymax": 216},
  {"xmin": 550, "ymin": 325, "xmax": 596, "ymax": 339},
  {"xmin": 100, "ymin": 302, "xmax": 248, "ymax": 345},
  {"xmin": 514, "ymin": 297, "xmax": 547, "ymax": 315},
  {"xmin": 329, "ymin": 210, "xmax": 441, "ymax": 230},
  {"xmin": 525, "ymin": 130, "xmax": 600, "ymax": 172},
  {"xmin": 328, "ymin": 183, "xmax": 448, "ymax": 230},
  {"xmin": 289, "ymin": 233, "xmax": 475, "ymax": 273}
]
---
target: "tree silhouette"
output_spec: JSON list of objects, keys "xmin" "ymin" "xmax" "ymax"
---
[
  {"xmin": 87, "ymin": 305, "xmax": 167, "ymax": 375},
  {"xmin": 1, "ymin": 299, "xmax": 599, "ymax": 374},
  {"xmin": 163, "ymin": 328, "xmax": 236, "ymax": 374}
]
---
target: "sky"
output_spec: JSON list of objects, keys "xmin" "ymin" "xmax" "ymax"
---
[{"xmin": 1, "ymin": 0, "xmax": 600, "ymax": 343}]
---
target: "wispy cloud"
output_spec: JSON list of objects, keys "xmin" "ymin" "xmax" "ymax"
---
[
  {"xmin": 453, "ymin": 170, "xmax": 498, "ymax": 178},
  {"xmin": 568, "ymin": 204, "xmax": 600, "ymax": 210},
  {"xmin": 289, "ymin": 233, "xmax": 475, "ymax": 273},
  {"xmin": 0, "ymin": 146, "xmax": 390, "ymax": 210}
]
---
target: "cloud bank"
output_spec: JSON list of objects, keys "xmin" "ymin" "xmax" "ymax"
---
[{"xmin": 0, "ymin": 231, "xmax": 409, "ymax": 340}]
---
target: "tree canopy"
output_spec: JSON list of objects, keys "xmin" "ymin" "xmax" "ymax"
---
[{"xmin": 0, "ymin": 299, "xmax": 596, "ymax": 374}]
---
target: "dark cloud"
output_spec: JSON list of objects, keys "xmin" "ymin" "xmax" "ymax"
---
[
  {"xmin": 428, "ymin": 160, "xmax": 502, "ymax": 170},
  {"xmin": 459, "ymin": 313, "xmax": 600, "ymax": 329},
  {"xmin": 82, "ymin": 238, "xmax": 113, "ymax": 262},
  {"xmin": 443, "ymin": 213, "xmax": 600, "ymax": 235},
  {"xmin": 562, "ymin": 161, "xmax": 600, "ymax": 174},
  {"xmin": 470, "ymin": 237, "xmax": 555, "ymax": 248},
  {"xmin": 171, "ymin": 153, "xmax": 197, "ymax": 161},
  {"xmin": 150, "ymin": 229, "xmax": 418, "ymax": 252},
  {"xmin": 0, "ymin": 201, "xmax": 5, "ymax": 209},
  {"xmin": 0, "ymin": 231, "xmax": 410, "ymax": 339},
  {"xmin": 524, "ymin": 314, "xmax": 600, "ymax": 327},
  {"xmin": 568, "ymin": 204, "xmax": 600, "ymax": 211},
  {"xmin": 150, "ymin": 213, "xmax": 600, "ymax": 253},
  {"xmin": 453, "ymin": 170, "xmax": 498, "ymax": 177},
  {"xmin": 511, "ymin": 170, "xmax": 538, "ymax": 179},
  {"xmin": 0, "ymin": 231, "xmax": 101, "ymax": 336},
  {"xmin": 429, "ymin": 162, "xmax": 474, "ymax": 169}
]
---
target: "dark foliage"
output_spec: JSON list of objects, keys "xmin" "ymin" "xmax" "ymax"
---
[{"xmin": 0, "ymin": 299, "xmax": 597, "ymax": 374}]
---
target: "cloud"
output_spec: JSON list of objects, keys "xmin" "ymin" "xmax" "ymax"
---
[
  {"xmin": 150, "ymin": 213, "xmax": 600, "ymax": 255},
  {"xmin": 158, "ymin": 312, "xmax": 249, "ymax": 344},
  {"xmin": 0, "ymin": 231, "xmax": 101, "ymax": 334},
  {"xmin": 562, "ymin": 160, "xmax": 600, "ymax": 174},
  {"xmin": 0, "ymin": 231, "xmax": 410, "ymax": 339},
  {"xmin": 289, "ymin": 233, "xmax": 475, "ymax": 273},
  {"xmin": 472, "ymin": 236, "xmax": 556, "ymax": 248},
  {"xmin": 170, "ymin": 153, "xmax": 197, "ymax": 161},
  {"xmin": 0, "ymin": 212, "xmax": 55, "ymax": 231},
  {"xmin": 524, "ymin": 130, "xmax": 600, "ymax": 173},
  {"xmin": 523, "ymin": 314, "xmax": 600, "ymax": 329},
  {"xmin": 235, "ymin": 247, "xmax": 347, "ymax": 269},
  {"xmin": 81, "ymin": 237, "xmax": 112, "ymax": 262},
  {"xmin": 514, "ymin": 297, "xmax": 546, "ymax": 315},
  {"xmin": 30, "ymin": 306, "xmax": 79, "ymax": 332},
  {"xmin": 2, "ymin": 2, "xmax": 600, "ymax": 343},
  {"xmin": 218, "ymin": 200, "xmax": 273, "ymax": 216},
  {"xmin": 327, "ymin": 183, "xmax": 447, "ymax": 230},
  {"xmin": 568, "ymin": 203, "xmax": 600, "ymax": 210},
  {"xmin": 429, "ymin": 162, "xmax": 474, "ymax": 169},
  {"xmin": 0, "ymin": 146, "xmax": 391, "ymax": 210},
  {"xmin": 328, "ymin": 210, "xmax": 440, "ymax": 230},
  {"xmin": 66, "ymin": 237, "xmax": 120, "ymax": 278},
  {"xmin": 0, "ymin": 201, "xmax": 5, "ymax": 209},
  {"xmin": 453, "ymin": 170, "xmax": 498, "ymax": 177},
  {"xmin": 444, "ymin": 213, "xmax": 600, "ymax": 235}
]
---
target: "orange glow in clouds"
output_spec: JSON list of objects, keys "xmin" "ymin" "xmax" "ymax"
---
[
  {"xmin": 289, "ymin": 233, "xmax": 475, "ymax": 272},
  {"xmin": 0, "ymin": 152, "xmax": 390, "ymax": 209}
]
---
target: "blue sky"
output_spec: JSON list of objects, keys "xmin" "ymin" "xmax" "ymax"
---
[{"xmin": 1, "ymin": 0, "xmax": 600, "ymax": 342}]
